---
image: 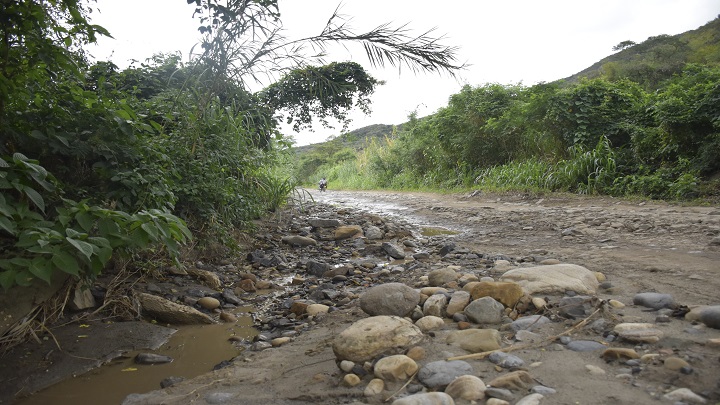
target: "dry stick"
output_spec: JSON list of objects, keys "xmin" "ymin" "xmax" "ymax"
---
[
  {"xmin": 447, "ymin": 306, "xmax": 603, "ymax": 361},
  {"xmin": 384, "ymin": 370, "xmax": 419, "ymax": 402}
]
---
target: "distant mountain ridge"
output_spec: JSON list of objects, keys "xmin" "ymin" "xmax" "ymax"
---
[{"xmin": 294, "ymin": 16, "xmax": 720, "ymax": 151}]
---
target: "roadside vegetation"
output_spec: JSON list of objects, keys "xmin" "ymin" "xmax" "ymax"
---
[
  {"xmin": 295, "ymin": 18, "xmax": 720, "ymax": 202},
  {"xmin": 0, "ymin": 0, "xmax": 462, "ymax": 294}
]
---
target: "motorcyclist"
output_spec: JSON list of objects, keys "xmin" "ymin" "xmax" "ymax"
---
[{"xmin": 319, "ymin": 177, "xmax": 328, "ymax": 191}]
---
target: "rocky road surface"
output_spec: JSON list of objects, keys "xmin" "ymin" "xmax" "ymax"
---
[{"xmin": 4, "ymin": 190, "xmax": 720, "ymax": 405}]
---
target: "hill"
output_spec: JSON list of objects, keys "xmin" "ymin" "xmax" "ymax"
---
[
  {"xmin": 562, "ymin": 16, "xmax": 720, "ymax": 88},
  {"xmin": 293, "ymin": 123, "xmax": 399, "ymax": 154}
]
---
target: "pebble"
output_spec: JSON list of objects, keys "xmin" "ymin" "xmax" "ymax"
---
[
  {"xmin": 446, "ymin": 329, "xmax": 502, "ymax": 352},
  {"xmin": 427, "ymin": 267, "xmax": 459, "ymax": 286},
  {"xmin": 699, "ymin": 305, "xmax": 720, "ymax": 329},
  {"xmin": 608, "ymin": 299, "xmax": 625, "ymax": 308},
  {"xmin": 417, "ymin": 360, "xmax": 474, "ymax": 389},
  {"xmin": 488, "ymin": 351, "xmax": 525, "ymax": 368},
  {"xmin": 444, "ymin": 374, "xmax": 487, "ymax": 401},
  {"xmin": 515, "ymin": 393, "xmax": 544, "ymax": 405},
  {"xmin": 510, "ymin": 315, "xmax": 551, "ymax": 331},
  {"xmin": 663, "ymin": 356, "xmax": 690, "ymax": 371},
  {"xmin": 485, "ymin": 387, "xmax": 515, "ymax": 401},
  {"xmin": 566, "ymin": 340, "xmax": 606, "ymax": 352},
  {"xmin": 632, "ymin": 292, "xmax": 675, "ymax": 310},
  {"xmin": 406, "ymin": 346, "xmax": 427, "ymax": 361},
  {"xmin": 391, "ymin": 392, "xmax": 455, "ymax": 405},
  {"xmin": 373, "ymin": 355, "xmax": 418, "ymax": 382},
  {"xmin": 601, "ymin": 348, "xmax": 640, "ymax": 361},
  {"xmin": 339, "ymin": 360, "xmax": 355, "ymax": 373},
  {"xmin": 205, "ymin": 392, "xmax": 235, "ymax": 404},
  {"xmin": 585, "ymin": 364, "xmax": 606, "ymax": 375},
  {"xmin": 662, "ymin": 387, "xmax": 707, "ymax": 404},
  {"xmin": 486, "ymin": 399, "xmax": 510, "ymax": 405},
  {"xmin": 271, "ymin": 337, "xmax": 291, "ymax": 347},
  {"xmin": 134, "ymin": 353, "xmax": 173, "ymax": 365},
  {"xmin": 446, "ymin": 291, "xmax": 471, "ymax": 316},
  {"xmin": 531, "ymin": 385, "xmax": 556, "ymax": 395},
  {"xmin": 364, "ymin": 378, "xmax": 384, "ymax": 396},
  {"xmin": 487, "ymin": 370, "xmax": 535, "ymax": 390},
  {"xmin": 423, "ymin": 294, "xmax": 449, "ymax": 317},
  {"xmin": 342, "ymin": 373, "xmax": 362, "ymax": 387},
  {"xmin": 613, "ymin": 323, "xmax": 664, "ymax": 343},
  {"xmin": 415, "ymin": 315, "xmax": 445, "ymax": 332},
  {"xmin": 197, "ymin": 297, "xmax": 221, "ymax": 310},
  {"xmin": 514, "ymin": 329, "xmax": 542, "ymax": 343}
]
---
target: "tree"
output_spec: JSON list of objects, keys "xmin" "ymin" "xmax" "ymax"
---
[{"xmin": 612, "ymin": 40, "xmax": 637, "ymax": 52}]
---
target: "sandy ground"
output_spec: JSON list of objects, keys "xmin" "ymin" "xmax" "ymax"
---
[{"xmin": 4, "ymin": 190, "xmax": 720, "ymax": 404}]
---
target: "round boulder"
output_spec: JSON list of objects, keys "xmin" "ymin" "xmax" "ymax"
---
[
  {"xmin": 333, "ymin": 316, "xmax": 424, "ymax": 363},
  {"xmin": 360, "ymin": 283, "xmax": 421, "ymax": 317}
]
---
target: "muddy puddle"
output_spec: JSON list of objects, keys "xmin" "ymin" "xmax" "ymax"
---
[{"xmin": 18, "ymin": 313, "xmax": 257, "ymax": 405}]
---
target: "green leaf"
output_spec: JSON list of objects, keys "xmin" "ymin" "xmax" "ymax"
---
[
  {"xmin": 0, "ymin": 216, "xmax": 15, "ymax": 235},
  {"xmin": 76, "ymin": 212, "xmax": 94, "ymax": 232},
  {"xmin": 140, "ymin": 222, "xmax": 159, "ymax": 241},
  {"xmin": 22, "ymin": 186, "xmax": 45, "ymax": 213},
  {"xmin": 66, "ymin": 237, "xmax": 94, "ymax": 260},
  {"xmin": 15, "ymin": 271, "xmax": 33, "ymax": 287},
  {"xmin": 52, "ymin": 251, "xmax": 81, "ymax": 276},
  {"xmin": 29, "ymin": 257, "xmax": 53, "ymax": 284},
  {"xmin": 0, "ymin": 270, "xmax": 16, "ymax": 290}
]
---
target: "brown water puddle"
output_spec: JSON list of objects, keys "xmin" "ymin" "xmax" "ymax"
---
[{"xmin": 18, "ymin": 314, "xmax": 257, "ymax": 405}]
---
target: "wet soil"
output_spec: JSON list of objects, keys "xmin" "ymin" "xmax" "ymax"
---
[{"xmin": 1, "ymin": 190, "xmax": 719, "ymax": 405}]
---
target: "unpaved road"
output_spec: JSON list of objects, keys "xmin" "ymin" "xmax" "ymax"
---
[
  {"xmin": 314, "ymin": 190, "xmax": 720, "ymax": 306},
  {"xmin": 8, "ymin": 190, "xmax": 720, "ymax": 405}
]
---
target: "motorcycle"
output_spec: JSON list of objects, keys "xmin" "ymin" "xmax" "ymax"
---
[{"xmin": 319, "ymin": 182, "xmax": 327, "ymax": 192}]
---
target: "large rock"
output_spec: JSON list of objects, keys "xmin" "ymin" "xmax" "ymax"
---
[
  {"xmin": 417, "ymin": 360, "xmax": 474, "ymax": 389},
  {"xmin": 373, "ymin": 354, "xmax": 418, "ymax": 382},
  {"xmin": 633, "ymin": 292, "xmax": 675, "ymax": 310},
  {"xmin": 445, "ymin": 375, "xmax": 487, "ymax": 401},
  {"xmin": 470, "ymin": 281, "xmax": 524, "ymax": 308},
  {"xmin": 365, "ymin": 225, "xmax": 385, "ymax": 240},
  {"xmin": 392, "ymin": 392, "xmax": 455, "ymax": 405},
  {"xmin": 447, "ymin": 329, "xmax": 502, "ymax": 353},
  {"xmin": 423, "ymin": 293, "xmax": 448, "ymax": 317},
  {"xmin": 333, "ymin": 316, "xmax": 424, "ymax": 362},
  {"xmin": 499, "ymin": 264, "xmax": 598, "ymax": 295},
  {"xmin": 137, "ymin": 293, "xmax": 215, "ymax": 324},
  {"xmin": 360, "ymin": 283, "xmax": 420, "ymax": 317},
  {"xmin": 69, "ymin": 283, "xmax": 96, "ymax": 311},
  {"xmin": 699, "ymin": 305, "xmax": 720, "ymax": 329},
  {"xmin": 464, "ymin": 297, "xmax": 505, "ymax": 324},
  {"xmin": 446, "ymin": 291, "xmax": 471, "ymax": 316},
  {"xmin": 281, "ymin": 235, "xmax": 318, "ymax": 247},
  {"xmin": 382, "ymin": 242, "xmax": 406, "ymax": 259}
]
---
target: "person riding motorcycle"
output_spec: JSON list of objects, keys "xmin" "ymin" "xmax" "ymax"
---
[{"xmin": 319, "ymin": 177, "xmax": 328, "ymax": 192}]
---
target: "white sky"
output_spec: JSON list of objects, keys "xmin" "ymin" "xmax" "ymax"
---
[{"xmin": 88, "ymin": 0, "xmax": 720, "ymax": 146}]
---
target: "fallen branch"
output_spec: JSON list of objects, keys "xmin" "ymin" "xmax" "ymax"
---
[{"xmin": 447, "ymin": 305, "xmax": 604, "ymax": 361}]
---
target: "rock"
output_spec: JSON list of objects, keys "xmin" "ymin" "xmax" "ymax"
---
[
  {"xmin": 186, "ymin": 267, "xmax": 222, "ymax": 290},
  {"xmin": 69, "ymin": 284, "xmax": 96, "ymax": 311},
  {"xmin": 332, "ymin": 316, "xmax": 424, "ymax": 362},
  {"xmin": 339, "ymin": 360, "xmax": 355, "ymax": 372},
  {"xmin": 585, "ymin": 365, "xmax": 605, "ymax": 375},
  {"xmin": 423, "ymin": 294, "xmax": 448, "ymax": 317},
  {"xmin": 373, "ymin": 354, "xmax": 418, "ymax": 382},
  {"xmin": 392, "ymin": 392, "xmax": 455, "ymax": 405},
  {"xmin": 486, "ymin": 399, "xmax": 510, "ymax": 405},
  {"xmin": 447, "ymin": 329, "xmax": 502, "ymax": 353},
  {"xmin": 365, "ymin": 378, "xmax": 385, "ymax": 396},
  {"xmin": 485, "ymin": 387, "xmax": 515, "ymax": 402},
  {"xmin": 197, "ymin": 296, "xmax": 221, "ymax": 310},
  {"xmin": 308, "ymin": 218, "xmax": 341, "ymax": 228},
  {"xmin": 335, "ymin": 225, "xmax": 363, "ymax": 240},
  {"xmin": 566, "ymin": 340, "xmax": 606, "ymax": 352},
  {"xmin": 601, "ymin": 348, "xmax": 640, "ymax": 361},
  {"xmin": 558, "ymin": 296, "xmax": 592, "ymax": 318},
  {"xmin": 219, "ymin": 312, "xmax": 237, "ymax": 323},
  {"xmin": 421, "ymin": 287, "xmax": 448, "ymax": 296},
  {"xmin": 464, "ymin": 296, "xmax": 505, "ymax": 324},
  {"xmin": 360, "ymin": 283, "xmax": 420, "ymax": 317},
  {"xmin": 531, "ymin": 386, "xmax": 556, "ymax": 395},
  {"xmin": 281, "ymin": 235, "xmax": 317, "ymax": 246},
  {"xmin": 137, "ymin": 293, "xmax": 215, "ymax": 325},
  {"xmin": 238, "ymin": 278, "xmax": 256, "ymax": 292},
  {"xmin": 271, "ymin": 337, "xmax": 291, "ymax": 347},
  {"xmin": 342, "ymin": 373, "xmax": 362, "ymax": 387},
  {"xmin": 415, "ymin": 316, "xmax": 445, "ymax": 332},
  {"xmin": 306, "ymin": 260, "xmax": 331, "ymax": 277},
  {"xmin": 662, "ymin": 388, "xmax": 707, "ymax": 404},
  {"xmin": 531, "ymin": 297, "xmax": 547, "ymax": 310},
  {"xmin": 382, "ymin": 242, "xmax": 406, "ymax": 259},
  {"xmin": 406, "ymin": 346, "xmax": 426, "ymax": 361},
  {"xmin": 159, "ymin": 376, "xmax": 185, "ymax": 388},
  {"xmin": 488, "ymin": 352, "xmax": 525, "ymax": 368},
  {"xmin": 510, "ymin": 315, "xmax": 551, "ymax": 331},
  {"xmin": 306, "ymin": 304, "xmax": 330, "ymax": 316},
  {"xmin": 135, "ymin": 353, "xmax": 173, "ymax": 364},
  {"xmin": 514, "ymin": 329, "xmax": 542, "ymax": 343},
  {"xmin": 469, "ymin": 282, "xmax": 524, "ymax": 308},
  {"xmin": 608, "ymin": 299, "xmax": 625, "ymax": 308},
  {"xmin": 664, "ymin": 356, "xmax": 690, "ymax": 370},
  {"xmin": 614, "ymin": 323, "xmax": 664, "ymax": 343},
  {"xmin": 632, "ymin": 292, "xmax": 675, "ymax": 310},
  {"xmin": 499, "ymin": 264, "xmax": 599, "ymax": 295},
  {"xmin": 221, "ymin": 288, "xmax": 243, "ymax": 305},
  {"xmin": 699, "ymin": 305, "xmax": 720, "ymax": 329},
  {"xmin": 515, "ymin": 393, "xmax": 543, "ymax": 405},
  {"xmin": 428, "ymin": 267, "xmax": 459, "ymax": 287},
  {"xmin": 365, "ymin": 225, "xmax": 385, "ymax": 240},
  {"xmin": 444, "ymin": 375, "xmax": 487, "ymax": 401},
  {"xmin": 446, "ymin": 291, "xmax": 471, "ymax": 316},
  {"xmin": 487, "ymin": 370, "xmax": 535, "ymax": 390},
  {"xmin": 417, "ymin": 360, "xmax": 474, "ymax": 389}
]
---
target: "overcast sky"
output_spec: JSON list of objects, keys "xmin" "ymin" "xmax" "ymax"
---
[{"xmin": 88, "ymin": 0, "xmax": 720, "ymax": 146}]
